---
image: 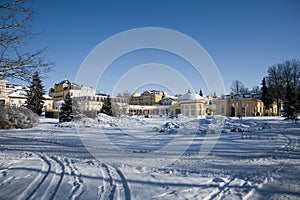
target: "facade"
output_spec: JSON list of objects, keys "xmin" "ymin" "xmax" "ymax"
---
[
  {"xmin": 7, "ymin": 87, "xmax": 53, "ymax": 112},
  {"xmin": 49, "ymin": 80, "xmax": 96, "ymax": 102},
  {"xmin": 128, "ymin": 105, "xmax": 171, "ymax": 116},
  {"xmin": 214, "ymin": 93, "xmax": 270, "ymax": 117},
  {"xmin": 49, "ymin": 79, "xmax": 106, "ymax": 112},
  {"xmin": 0, "ymin": 79, "xmax": 9, "ymax": 105},
  {"xmin": 8, "ymin": 90, "xmax": 29, "ymax": 107},
  {"xmin": 129, "ymin": 90, "xmax": 167, "ymax": 106},
  {"xmin": 179, "ymin": 90, "xmax": 206, "ymax": 118}
]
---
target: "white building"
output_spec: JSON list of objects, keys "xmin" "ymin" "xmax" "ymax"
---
[
  {"xmin": 8, "ymin": 89, "xmax": 53, "ymax": 111},
  {"xmin": 179, "ymin": 90, "xmax": 206, "ymax": 118}
]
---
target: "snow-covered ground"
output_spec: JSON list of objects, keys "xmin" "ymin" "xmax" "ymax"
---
[{"xmin": 0, "ymin": 115, "xmax": 299, "ymax": 199}]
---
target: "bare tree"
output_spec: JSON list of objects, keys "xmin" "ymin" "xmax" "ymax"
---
[
  {"xmin": 0, "ymin": 0, "xmax": 53, "ymax": 82},
  {"xmin": 231, "ymin": 80, "xmax": 248, "ymax": 94},
  {"xmin": 267, "ymin": 59, "xmax": 300, "ymax": 116},
  {"xmin": 251, "ymin": 85, "xmax": 260, "ymax": 94}
]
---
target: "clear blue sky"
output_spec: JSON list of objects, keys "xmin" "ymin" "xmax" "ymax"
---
[{"xmin": 25, "ymin": 0, "xmax": 300, "ymax": 95}]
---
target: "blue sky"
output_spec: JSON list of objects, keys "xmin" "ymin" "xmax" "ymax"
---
[{"xmin": 25, "ymin": 0, "xmax": 300, "ymax": 95}]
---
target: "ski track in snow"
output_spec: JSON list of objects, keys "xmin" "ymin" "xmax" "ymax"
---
[
  {"xmin": 16, "ymin": 154, "xmax": 51, "ymax": 200},
  {"xmin": 99, "ymin": 163, "xmax": 131, "ymax": 200},
  {"xmin": 0, "ymin": 117, "xmax": 299, "ymax": 199},
  {"xmin": 0, "ymin": 135, "xmax": 131, "ymax": 200}
]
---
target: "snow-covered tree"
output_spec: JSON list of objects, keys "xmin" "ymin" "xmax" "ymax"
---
[
  {"xmin": 59, "ymin": 93, "xmax": 73, "ymax": 122},
  {"xmin": 25, "ymin": 72, "xmax": 45, "ymax": 115},
  {"xmin": 101, "ymin": 95, "xmax": 113, "ymax": 116},
  {"xmin": 0, "ymin": 106, "xmax": 38, "ymax": 129}
]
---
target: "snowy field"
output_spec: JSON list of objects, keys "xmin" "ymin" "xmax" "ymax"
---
[{"xmin": 0, "ymin": 115, "xmax": 299, "ymax": 200}]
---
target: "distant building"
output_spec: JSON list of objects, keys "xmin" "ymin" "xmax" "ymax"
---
[
  {"xmin": 179, "ymin": 90, "xmax": 206, "ymax": 118},
  {"xmin": 0, "ymin": 78, "xmax": 9, "ymax": 105},
  {"xmin": 129, "ymin": 90, "xmax": 167, "ymax": 106},
  {"xmin": 49, "ymin": 79, "xmax": 106, "ymax": 112},
  {"xmin": 214, "ymin": 93, "xmax": 280, "ymax": 117},
  {"xmin": 7, "ymin": 85, "xmax": 53, "ymax": 112},
  {"xmin": 8, "ymin": 89, "xmax": 29, "ymax": 107},
  {"xmin": 49, "ymin": 80, "xmax": 96, "ymax": 102}
]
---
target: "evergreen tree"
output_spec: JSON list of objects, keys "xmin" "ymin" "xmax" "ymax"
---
[
  {"xmin": 199, "ymin": 89, "xmax": 203, "ymax": 96},
  {"xmin": 100, "ymin": 95, "xmax": 113, "ymax": 116},
  {"xmin": 260, "ymin": 77, "xmax": 273, "ymax": 115},
  {"xmin": 283, "ymin": 81, "xmax": 297, "ymax": 121},
  {"xmin": 59, "ymin": 93, "xmax": 73, "ymax": 122},
  {"xmin": 25, "ymin": 72, "xmax": 45, "ymax": 115}
]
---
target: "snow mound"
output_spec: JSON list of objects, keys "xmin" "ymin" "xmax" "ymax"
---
[
  {"xmin": 95, "ymin": 113, "xmax": 148, "ymax": 127},
  {"xmin": 54, "ymin": 114, "xmax": 149, "ymax": 128},
  {"xmin": 157, "ymin": 116, "xmax": 273, "ymax": 134},
  {"xmin": 159, "ymin": 122, "xmax": 181, "ymax": 133}
]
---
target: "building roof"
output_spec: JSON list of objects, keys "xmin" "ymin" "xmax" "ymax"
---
[
  {"xmin": 179, "ymin": 91, "xmax": 205, "ymax": 102},
  {"xmin": 8, "ymin": 90, "xmax": 27, "ymax": 98}
]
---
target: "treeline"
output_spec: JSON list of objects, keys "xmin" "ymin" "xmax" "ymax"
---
[{"xmin": 231, "ymin": 59, "xmax": 300, "ymax": 120}]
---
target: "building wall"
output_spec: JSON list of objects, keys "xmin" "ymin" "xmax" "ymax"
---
[
  {"xmin": 129, "ymin": 90, "xmax": 167, "ymax": 106},
  {"xmin": 180, "ymin": 102, "xmax": 205, "ymax": 118},
  {"xmin": 215, "ymin": 96, "xmax": 268, "ymax": 117},
  {"xmin": 0, "ymin": 79, "xmax": 9, "ymax": 105}
]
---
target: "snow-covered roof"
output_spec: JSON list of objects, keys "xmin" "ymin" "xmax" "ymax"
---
[
  {"xmin": 179, "ymin": 91, "xmax": 205, "ymax": 102},
  {"xmin": 129, "ymin": 105, "xmax": 171, "ymax": 109},
  {"xmin": 8, "ymin": 90, "xmax": 27, "ymax": 98}
]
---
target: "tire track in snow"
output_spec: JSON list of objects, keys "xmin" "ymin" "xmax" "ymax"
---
[
  {"xmin": 17, "ymin": 154, "xmax": 51, "ymax": 200},
  {"xmin": 116, "ymin": 168, "xmax": 131, "ymax": 200},
  {"xmin": 36, "ymin": 155, "xmax": 65, "ymax": 200},
  {"xmin": 100, "ymin": 163, "xmax": 116, "ymax": 200},
  {"xmin": 49, "ymin": 156, "xmax": 65, "ymax": 200},
  {"xmin": 99, "ymin": 163, "xmax": 131, "ymax": 200}
]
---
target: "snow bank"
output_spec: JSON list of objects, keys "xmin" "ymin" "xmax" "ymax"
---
[
  {"xmin": 157, "ymin": 116, "xmax": 274, "ymax": 134},
  {"xmin": 56, "ymin": 113, "xmax": 148, "ymax": 128}
]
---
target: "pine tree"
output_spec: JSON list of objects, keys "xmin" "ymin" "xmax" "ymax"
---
[
  {"xmin": 260, "ymin": 77, "xmax": 273, "ymax": 115},
  {"xmin": 26, "ymin": 72, "xmax": 45, "ymax": 115},
  {"xmin": 59, "ymin": 93, "xmax": 73, "ymax": 122},
  {"xmin": 100, "ymin": 95, "xmax": 113, "ymax": 116},
  {"xmin": 283, "ymin": 81, "xmax": 297, "ymax": 121}
]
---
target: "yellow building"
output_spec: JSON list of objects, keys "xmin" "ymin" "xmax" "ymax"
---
[
  {"xmin": 49, "ymin": 80, "xmax": 95, "ymax": 102},
  {"xmin": 215, "ymin": 93, "xmax": 266, "ymax": 117},
  {"xmin": 129, "ymin": 90, "xmax": 167, "ymax": 106},
  {"xmin": 49, "ymin": 79, "xmax": 105, "ymax": 113}
]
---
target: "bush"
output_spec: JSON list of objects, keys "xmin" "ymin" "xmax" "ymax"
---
[{"xmin": 0, "ymin": 106, "xmax": 39, "ymax": 129}]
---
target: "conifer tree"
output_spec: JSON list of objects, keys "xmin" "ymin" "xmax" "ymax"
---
[
  {"xmin": 26, "ymin": 72, "xmax": 45, "ymax": 115},
  {"xmin": 283, "ymin": 81, "xmax": 297, "ymax": 121},
  {"xmin": 59, "ymin": 93, "xmax": 73, "ymax": 122},
  {"xmin": 100, "ymin": 95, "xmax": 113, "ymax": 116},
  {"xmin": 260, "ymin": 77, "xmax": 273, "ymax": 115}
]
